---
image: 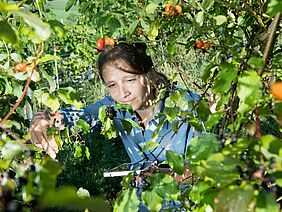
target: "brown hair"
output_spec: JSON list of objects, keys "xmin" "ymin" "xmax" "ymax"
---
[{"xmin": 97, "ymin": 42, "xmax": 169, "ymax": 96}]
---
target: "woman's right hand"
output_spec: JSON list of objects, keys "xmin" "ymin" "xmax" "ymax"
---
[{"xmin": 29, "ymin": 110, "xmax": 64, "ymax": 159}]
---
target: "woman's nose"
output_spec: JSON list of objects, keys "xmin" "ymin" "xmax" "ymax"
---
[{"xmin": 119, "ymin": 85, "xmax": 130, "ymax": 98}]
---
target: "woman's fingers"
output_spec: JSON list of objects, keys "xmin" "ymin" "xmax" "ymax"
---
[{"xmin": 29, "ymin": 111, "xmax": 63, "ymax": 159}]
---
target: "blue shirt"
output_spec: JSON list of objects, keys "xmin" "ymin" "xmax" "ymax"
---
[{"xmin": 59, "ymin": 90, "xmax": 203, "ymax": 169}]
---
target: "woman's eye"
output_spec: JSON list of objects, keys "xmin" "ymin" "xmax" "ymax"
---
[
  {"xmin": 107, "ymin": 84, "xmax": 116, "ymax": 88},
  {"xmin": 127, "ymin": 78, "xmax": 136, "ymax": 82}
]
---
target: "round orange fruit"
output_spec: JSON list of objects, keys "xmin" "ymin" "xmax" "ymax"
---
[{"xmin": 270, "ymin": 82, "xmax": 282, "ymax": 100}]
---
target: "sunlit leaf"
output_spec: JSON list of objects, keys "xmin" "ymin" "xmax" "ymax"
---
[
  {"xmin": 187, "ymin": 133, "xmax": 220, "ymax": 162},
  {"xmin": 214, "ymin": 185, "xmax": 254, "ymax": 211},
  {"xmin": 58, "ymin": 87, "xmax": 83, "ymax": 109},
  {"xmin": 1, "ymin": 142, "xmax": 23, "ymax": 159},
  {"xmin": 237, "ymin": 70, "xmax": 263, "ymax": 112},
  {"xmin": 213, "ymin": 63, "xmax": 237, "ymax": 94},
  {"xmin": 195, "ymin": 11, "xmax": 205, "ymax": 27},
  {"xmin": 10, "ymin": 53, "xmax": 22, "ymax": 62},
  {"xmin": 41, "ymin": 186, "xmax": 110, "ymax": 211},
  {"xmin": 42, "ymin": 93, "xmax": 60, "ymax": 111},
  {"xmin": 48, "ymin": 20, "xmax": 66, "ymax": 38},
  {"xmin": 146, "ymin": 3, "xmax": 158, "ymax": 14},
  {"xmin": 214, "ymin": 15, "xmax": 227, "ymax": 25},
  {"xmin": 197, "ymin": 153, "xmax": 239, "ymax": 187},
  {"xmin": 114, "ymin": 188, "xmax": 139, "ymax": 212},
  {"xmin": 142, "ymin": 190, "xmax": 163, "ymax": 212},
  {"xmin": 77, "ymin": 187, "xmax": 90, "ymax": 199},
  {"xmin": 201, "ymin": 0, "xmax": 215, "ymax": 10},
  {"xmin": 13, "ymin": 10, "xmax": 51, "ymax": 41},
  {"xmin": 76, "ymin": 119, "xmax": 90, "ymax": 132},
  {"xmin": 65, "ymin": 0, "xmax": 77, "ymax": 12}
]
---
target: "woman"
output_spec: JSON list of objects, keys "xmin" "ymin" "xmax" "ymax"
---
[
  {"xmin": 30, "ymin": 42, "xmax": 203, "ymax": 169},
  {"xmin": 30, "ymin": 42, "xmax": 202, "ymax": 166},
  {"xmin": 29, "ymin": 41, "xmax": 203, "ymax": 210}
]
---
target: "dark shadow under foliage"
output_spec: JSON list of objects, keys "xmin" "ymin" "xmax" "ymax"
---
[{"xmin": 54, "ymin": 131, "xmax": 130, "ymax": 210}]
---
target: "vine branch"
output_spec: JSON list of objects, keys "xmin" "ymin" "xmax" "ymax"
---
[{"xmin": 258, "ymin": 12, "xmax": 281, "ymax": 76}]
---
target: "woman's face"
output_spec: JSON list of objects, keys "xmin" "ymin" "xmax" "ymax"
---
[{"xmin": 101, "ymin": 62, "xmax": 153, "ymax": 110}]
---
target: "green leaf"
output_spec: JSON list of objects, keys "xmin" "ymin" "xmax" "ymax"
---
[
  {"xmin": 0, "ymin": 77, "xmax": 13, "ymax": 95},
  {"xmin": 164, "ymin": 107, "xmax": 180, "ymax": 123},
  {"xmin": 114, "ymin": 189, "xmax": 139, "ymax": 212},
  {"xmin": 107, "ymin": 17, "xmax": 121, "ymax": 33},
  {"xmin": 1, "ymin": 142, "xmax": 23, "ymax": 159},
  {"xmin": 237, "ymin": 70, "xmax": 263, "ymax": 111},
  {"xmin": 10, "ymin": 53, "xmax": 22, "ymax": 62},
  {"xmin": 142, "ymin": 190, "xmax": 163, "ymax": 212},
  {"xmin": 247, "ymin": 57, "xmax": 264, "ymax": 68},
  {"xmin": 214, "ymin": 185, "xmax": 254, "ymax": 211},
  {"xmin": 39, "ymin": 54, "xmax": 60, "ymax": 64},
  {"xmin": 76, "ymin": 119, "xmax": 90, "ymax": 132},
  {"xmin": 0, "ymin": 21, "xmax": 17, "ymax": 44},
  {"xmin": 201, "ymin": 63, "xmax": 218, "ymax": 82},
  {"xmin": 201, "ymin": 0, "xmax": 214, "ymax": 10},
  {"xmin": 0, "ymin": 2, "xmax": 19, "ymax": 11},
  {"xmin": 48, "ymin": 20, "xmax": 66, "ymax": 38},
  {"xmin": 186, "ymin": 133, "xmax": 220, "ymax": 162},
  {"xmin": 197, "ymin": 153, "xmax": 239, "ymax": 187},
  {"xmin": 147, "ymin": 22, "xmax": 159, "ymax": 39},
  {"xmin": 214, "ymin": 15, "xmax": 227, "ymax": 26},
  {"xmin": 146, "ymin": 3, "xmax": 158, "ymax": 14},
  {"xmin": 142, "ymin": 141, "xmax": 159, "ymax": 152},
  {"xmin": 41, "ymin": 186, "xmax": 110, "ymax": 211},
  {"xmin": 58, "ymin": 87, "xmax": 83, "ymax": 109},
  {"xmin": 195, "ymin": 11, "xmax": 205, "ymax": 27},
  {"xmin": 256, "ymin": 190, "xmax": 280, "ymax": 212},
  {"xmin": 42, "ymin": 93, "xmax": 60, "ymax": 111},
  {"xmin": 213, "ymin": 63, "xmax": 237, "ymax": 94},
  {"xmin": 261, "ymin": 135, "xmax": 282, "ymax": 158},
  {"xmin": 267, "ymin": 0, "xmax": 282, "ymax": 17},
  {"xmin": 128, "ymin": 20, "xmax": 139, "ymax": 36},
  {"xmin": 147, "ymin": 174, "xmax": 179, "ymax": 200},
  {"xmin": 166, "ymin": 150, "xmax": 184, "ymax": 175},
  {"xmin": 124, "ymin": 118, "xmax": 143, "ymax": 130},
  {"xmin": 74, "ymin": 145, "xmax": 82, "ymax": 158},
  {"xmin": 205, "ymin": 111, "xmax": 222, "ymax": 130},
  {"xmin": 41, "ymin": 70, "xmax": 56, "ymax": 92},
  {"xmin": 13, "ymin": 11, "xmax": 51, "ymax": 41},
  {"xmin": 65, "ymin": 0, "xmax": 77, "ymax": 12},
  {"xmin": 77, "ymin": 187, "xmax": 90, "ymax": 199}
]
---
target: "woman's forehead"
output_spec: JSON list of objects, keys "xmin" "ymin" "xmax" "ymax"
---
[{"xmin": 102, "ymin": 63, "xmax": 137, "ymax": 81}]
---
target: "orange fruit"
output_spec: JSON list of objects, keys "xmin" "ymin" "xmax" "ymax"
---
[
  {"xmin": 105, "ymin": 37, "xmax": 115, "ymax": 46},
  {"xmin": 175, "ymin": 5, "xmax": 182, "ymax": 14},
  {"xmin": 165, "ymin": 4, "xmax": 171, "ymax": 13},
  {"xmin": 96, "ymin": 38, "xmax": 105, "ymax": 51},
  {"xmin": 270, "ymin": 82, "xmax": 282, "ymax": 100},
  {"xmin": 14, "ymin": 62, "xmax": 27, "ymax": 73},
  {"xmin": 203, "ymin": 42, "xmax": 211, "ymax": 51},
  {"xmin": 194, "ymin": 40, "xmax": 204, "ymax": 49}
]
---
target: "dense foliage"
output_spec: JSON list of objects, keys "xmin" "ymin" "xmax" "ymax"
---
[{"xmin": 0, "ymin": 0, "xmax": 282, "ymax": 211}]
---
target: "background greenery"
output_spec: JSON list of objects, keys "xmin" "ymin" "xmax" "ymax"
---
[{"xmin": 0, "ymin": 0, "xmax": 282, "ymax": 211}]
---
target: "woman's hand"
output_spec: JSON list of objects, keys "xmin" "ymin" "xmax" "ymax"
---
[{"xmin": 29, "ymin": 110, "xmax": 64, "ymax": 159}]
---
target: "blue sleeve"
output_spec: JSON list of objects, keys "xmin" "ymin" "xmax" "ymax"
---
[{"xmin": 59, "ymin": 96, "xmax": 115, "ymax": 129}]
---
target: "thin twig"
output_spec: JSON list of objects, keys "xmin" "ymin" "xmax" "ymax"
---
[{"xmin": 0, "ymin": 46, "xmax": 41, "ymax": 127}]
